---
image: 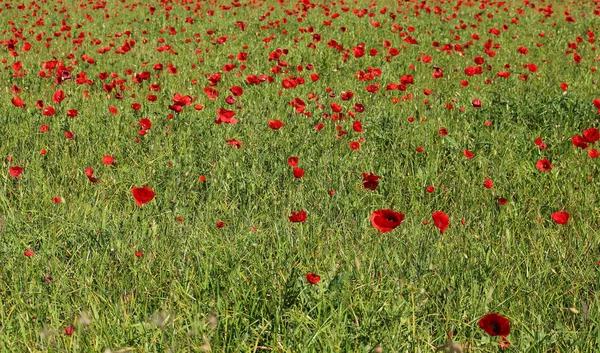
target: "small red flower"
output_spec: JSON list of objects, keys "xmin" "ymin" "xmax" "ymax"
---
[
  {"xmin": 64, "ymin": 326, "xmax": 74, "ymax": 336},
  {"xmin": 288, "ymin": 210, "xmax": 307, "ymax": 223},
  {"xmin": 293, "ymin": 167, "xmax": 305, "ymax": 179},
  {"xmin": 85, "ymin": 168, "xmax": 98, "ymax": 182},
  {"xmin": 131, "ymin": 186, "xmax": 155, "ymax": 206},
  {"xmin": 362, "ymin": 172, "xmax": 381, "ymax": 190},
  {"xmin": 589, "ymin": 148, "xmax": 599, "ymax": 158},
  {"xmin": 426, "ymin": 186, "xmax": 435, "ymax": 193},
  {"xmin": 103, "ymin": 155, "xmax": 115, "ymax": 165},
  {"xmin": 484, "ymin": 178, "xmax": 494, "ymax": 189},
  {"xmin": 135, "ymin": 251, "xmax": 143, "ymax": 258},
  {"xmin": 349, "ymin": 141, "xmax": 360, "ymax": 150},
  {"xmin": 42, "ymin": 106, "xmax": 56, "ymax": 116},
  {"xmin": 583, "ymin": 127, "xmax": 599, "ymax": 143},
  {"xmin": 535, "ymin": 137, "xmax": 547, "ymax": 150},
  {"xmin": 432, "ymin": 211, "xmax": 449, "ymax": 234},
  {"xmin": 216, "ymin": 221, "xmax": 226, "ymax": 228},
  {"xmin": 463, "ymin": 150, "xmax": 474, "ymax": 159},
  {"xmin": 306, "ymin": 272, "xmax": 321, "ymax": 284},
  {"xmin": 498, "ymin": 198, "xmax": 508, "ymax": 205},
  {"xmin": 64, "ymin": 131, "xmax": 74, "ymax": 139},
  {"xmin": 552, "ymin": 211, "xmax": 570, "ymax": 225},
  {"xmin": 439, "ymin": 128, "xmax": 448, "ymax": 136},
  {"xmin": 478, "ymin": 313, "xmax": 510, "ymax": 336},
  {"xmin": 370, "ymin": 209, "xmax": 404, "ymax": 233},
  {"xmin": 24, "ymin": 249, "xmax": 34, "ymax": 257},
  {"xmin": 225, "ymin": 138, "xmax": 242, "ymax": 148},
  {"xmin": 472, "ymin": 99, "xmax": 482, "ymax": 108},
  {"xmin": 536, "ymin": 158, "xmax": 552, "ymax": 171},
  {"xmin": 9, "ymin": 166, "xmax": 23, "ymax": 178},
  {"xmin": 287, "ymin": 156, "xmax": 299, "ymax": 167},
  {"xmin": 268, "ymin": 120, "xmax": 285, "ymax": 130},
  {"xmin": 572, "ymin": 135, "xmax": 588, "ymax": 149},
  {"xmin": 139, "ymin": 118, "xmax": 152, "ymax": 130}
]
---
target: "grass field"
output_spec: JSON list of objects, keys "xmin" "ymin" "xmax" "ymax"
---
[{"xmin": 1, "ymin": 0, "xmax": 600, "ymax": 351}]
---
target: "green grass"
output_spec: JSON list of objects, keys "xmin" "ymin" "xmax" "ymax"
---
[{"xmin": 1, "ymin": 0, "xmax": 600, "ymax": 351}]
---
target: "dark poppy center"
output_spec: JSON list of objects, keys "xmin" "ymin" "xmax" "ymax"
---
[
  {"xmin": 490, "ymin": 321, "xmax": 500, "ymax": 335},
  {"xmin": 385, "ymin": 215, "xmax": 398, "ymax": 222}
]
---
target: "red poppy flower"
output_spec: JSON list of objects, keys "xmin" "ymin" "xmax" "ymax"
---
[
  {"xmin": 439, "ymin": 128, "xmax": 448, "ymax": 136},
  {"xmin": 498, "ymin": 198, "xmax": 508, "ymax": 205},
  {"xmin": 230, "ymin": 86, "xmax": 244, "ymax": 96},
  {"xmin": 572, "ymin": 135, "xmax": 588, "ymax": 149},
  {"xmin": 426, "ymin": 186, "xmax": 435, "ymax": 193},
  {"xmin": 472, "ymin": 99, "xmax": 482, "ymax": 108},
  {"xmin": 484, "ymin": 178, "xmax": 494, "ymax": 189},
  {"xmin": 84, "ymin": 168, "xmax": 98, "ymax": 182},
  {"xmin": 103, "ymin": 155, "xmax": 115, "ymax": 165},
  {"xmin": 9, "ymin": 166, "xmax": 23, "ymax": 178},
  {"xmin": 349, "ymin": 141, "xmax": 360, "ymax": 150},
  {"xmin": 288, "ymin": 210, "xmax": 307, "ymax": 223},
  {"xmin": 42, "ymin": 106, "xmax": 56, "ymax": 116},
  {"xmin": 589, "ymin": 148, "xmax": 599, "ymax": 158},
  {"xmin": 131, "ymin": 186, "xmax": 155, "ymax": 206},
  {"xmin": 362, "ymin": 172, "xmax": 381, "ymax": 190},
  {"xmin": 225, "ymin": 139, "xmax": 242, "ymax": 148},
  {"xmin": 216, "ymin": 221, "xmax": 226, "ymax": 228},
  {"xmin": 552, "ymin": 211, "xmax": 569, "ymax": 225},
  {"xmin": 306, "ymin": 272, "xmax": 321, "ymax": 284},
  {"xmin": 135, "ymin": 251, "xmax": 143, "ymax": 258},
  {"xmin": 432, "ymin": 211, "xmax": 449, "ymax": 234},
  {"xmin": 583, "ymin": 128, "xmax": 599, "ymax": 143},
  {"xmin": 478, "ymin": 313, "xmax": 510, "ymax": 336},
  {"xmin": 53, "ymin": 90, "xmax": 65, "ymax": 104},
  {"xmin": 293, "ymin": 167, "xmax": 305, "ymax": 178},
  {"xmin": 535, "ymin": 137, "xmax": 547, "ymax": 150},
  {"xmin": 24, "ymin": 249, "xmax": 34, "ymax": 257},
  {"xmin": 64, "ymin": 326, "xmax": 74, "ymax": 336},
  {"xmin": 11, "ymin": 97, "xmax": 26, "ymax": 107},
  {"xmin": 370, "ymin": 209, "xmax": 404, "ymax": 233},
  {"xmin": 268, "ymin": 120, "xmax": 284, "ymax": 130},
  {"xmin": 139, "ymin": 118, "xmax": 152, "ymax": 130},
  {"xmin": 536, "ymin": 158, "xmax": 552, "ymax": 171},
  {"xmin": 287, "ymin": 156, "xmax": 299, "ymax": 167},
  {"xmin": 330, "ymin": 102, "xmax": 343, "ymax": 113},
  {"xmin": 463, "ymin": 150, "xmax": 474, "ymax": 159},
  {"xmin": 215, "ymin": 108, "xmax": 238, "ymax": 125}
]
